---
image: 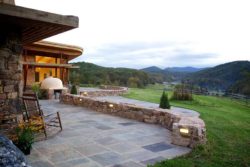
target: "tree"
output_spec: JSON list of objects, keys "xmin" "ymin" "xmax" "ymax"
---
[
  {"xmin": 171, "ymin": 84, "xmax": 193, "ymax": 101},
  {"xmin": 127, "ymin": 77, "xmax": 139, "ymax": 88},
  {"xmin": 159, "ymin": 90, "xmax": 171, "ymax": 109},
  {"xmin": 71, "ymin": 85, "xmax": 77, "ymax": 95}
]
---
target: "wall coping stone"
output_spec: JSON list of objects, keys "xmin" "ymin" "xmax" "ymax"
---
[{"xmin": 79, "ymin": 86, "xmax": 128, "ymax": 97}]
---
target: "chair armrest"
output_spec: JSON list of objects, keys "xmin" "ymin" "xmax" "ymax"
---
[{"xmin": 44, "ymin": 111, "xmax": 59, "ymax": 117}]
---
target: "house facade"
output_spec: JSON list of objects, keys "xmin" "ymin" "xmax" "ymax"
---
[{"xmin": 22, "ymin": 41, "xmax": 83, "ymax": 90}]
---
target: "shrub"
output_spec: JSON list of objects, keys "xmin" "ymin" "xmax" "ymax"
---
[
  {"xmin": 71, "ymin": 85, "xmax": 77, "ymax": 94},
  {"xmin": 31, "ymin": 83, "xmax": 47, "ymax": 99},
  {"xmin": 15, "ymin": 126, "xmax": 34, "ymax": 155},
  {"xmin": 159, "ymin": 90, "xmax": 171, "ymax": 109},
  {"xmin": 171, "ymin": 84, "xmax": 193, "ymax": 101},
  {"xmin": 127, "ymin": 77, "xmax": 139, "ymax": 88},
  {"xmin": 31, "ymin": 83, "xmax": 40, "ymax": 94}
]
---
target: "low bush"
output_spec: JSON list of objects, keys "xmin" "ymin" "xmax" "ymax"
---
[
  {"xmin": 31, "ymin": 83, "xmax": 47, "ymax": 99},
  {"xmin": 71, "ymin": 85, "xmax": 77, "ymax": 94},
  {"xmin": 159, "ymin": 90, "xmax": 171, "ymax": 109},
  {"xmin": 171, "ymin": 84, "xmax": 193, "ymax": 101},
  {"xmin": 14, "ymin": 126, "xmax": 34, "ymax": 155}
]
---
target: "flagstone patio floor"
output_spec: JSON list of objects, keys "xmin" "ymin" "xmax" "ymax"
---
[{"xmin": 27, "ymin": 100, "xmax": 191, "ymax": 167}]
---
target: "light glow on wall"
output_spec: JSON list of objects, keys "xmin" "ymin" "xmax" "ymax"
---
[{"xmin": 180, "ymin": 128, "xmax": 189, "ymax": 134}]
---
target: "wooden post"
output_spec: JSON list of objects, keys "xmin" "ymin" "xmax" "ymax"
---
[
  {"xmin": 61, "ymin": 67, "xmax": 64, "ymax": 83},
  {"xmin": 55, "ymin": 58, "xmax": 58, "ymax": 77},
  {"xmin": 66, "ymin": 68, "xmax": 69, "ymax": 85},
  {"xmin": 23, "ymin": 65, "xmax": 28, "ymax": 91},
  {"xmin": 23, "ymin": 49, "xmax": 28, "ymax": 91}
]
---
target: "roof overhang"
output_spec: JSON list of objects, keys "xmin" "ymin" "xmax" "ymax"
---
[
  {"xmin": 24, "ymin": 41, "xmax": 83, "ymax": 61},
  {"xmin": 0, "ymin": 3, "xmax": 79, "ymax": 45},
  {"xmin": 22, "ymin": 61, "xmax": 79, "ymax": 69}
]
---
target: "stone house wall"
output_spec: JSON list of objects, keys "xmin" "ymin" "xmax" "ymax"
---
[{"xmin": 0, "ymin": 30, "xmax": 23, "ymax": 138}]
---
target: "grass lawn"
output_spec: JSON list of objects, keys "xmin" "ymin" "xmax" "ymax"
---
[{"xmin": 123, "ymin": 86, "xmax": 250, "ymax": 167}]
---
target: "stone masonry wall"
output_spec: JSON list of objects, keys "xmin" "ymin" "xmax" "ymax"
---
[
  {"xmin": 80, "ymin": 86, "xmax": 128, "ymax": 97},
  {"xmin": 60, "ymin": 94, "xmax": 206, "ymax": 148},
  {"xmin": 0, "ymin": 28, "xmax": 23, "ymax": 137}
]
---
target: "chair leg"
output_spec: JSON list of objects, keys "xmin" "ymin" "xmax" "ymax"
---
[
  {"xmin": 42, "ymin": 117, "xmax": 47, "ymax": 139},
  {"xmin": 57, "ymin": 112, "xmax": 63, "ymax": 130},
  {"xmin": 44, "ymin": 127, "xmax": 47, "ymax": 139}
]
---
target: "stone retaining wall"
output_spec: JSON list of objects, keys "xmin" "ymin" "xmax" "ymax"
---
[
  {"xmin": 60, "ymin": 94, "xmax": 206, "ymax": 148},
  {"xmin": 80, "ymin": 86, "xmax": 128, "ymax": 97}
]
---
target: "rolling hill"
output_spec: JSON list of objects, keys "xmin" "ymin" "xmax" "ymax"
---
[
  {"xmin": 141, "ymin": 66, "xmax": 162, "ymax": 73},
  {"xmin": 186, "ymin": 61, "xmax": 250, "ymax": 94},
  {"xmin": 141, "ymin": 66, "xmax": 204, "ymax": 82},
  {"xmin": 70, "ymin": 61, "xmax": 250, "ymax": 95},
  {"xmin": 69, "ymin": 62, "xmax": 161, "ymax": 88},
  {"xmin": 165, "ymin": 66, "xmax": 204, "ymax": 73}
]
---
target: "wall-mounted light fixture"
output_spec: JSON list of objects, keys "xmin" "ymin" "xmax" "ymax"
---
[
  {"xmin": 109, "ymin": 104, "xmax": 114, "ymax": 108},
  {"xmin": 83, "ymin": 92, "xmax": 88, "ymax": 96},
  {"xmin": 180, "ymin": 128, "xmax": 189, "ymax": 136},
  {"xmin": 79, "ymin": 98, "xmax": 82, "ymax": 101}
]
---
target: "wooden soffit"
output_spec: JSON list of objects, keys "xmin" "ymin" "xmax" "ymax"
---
[
  {"xmin": 24, "ymin": 41, "xmax": 83, "ymax": 61},
  {"xmin": 22, "ymin": 62, "xmax": 79, "ymax": 69},
  {"xmin": 0, "ymin": 3, "xmax": 79, "ymax": 45}
]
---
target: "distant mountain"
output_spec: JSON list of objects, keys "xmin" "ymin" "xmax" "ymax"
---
[
  {"xmin": 142, "ymin": 66, "xmax": 203, "ymax": 73},
  {"xmin": 141, "ymin": 66, "xmax": 162, "ymax": 73},
  {"xmin": 141, "ymin": 66, "xmax": 204, "ymax": 82},
  {"xmin": 186, "ymin": 61, "xmax": 250, "ymax": 94},
  {"xmin": 165, "ymin": 67, "xmax": 204, "ymax": 73}
]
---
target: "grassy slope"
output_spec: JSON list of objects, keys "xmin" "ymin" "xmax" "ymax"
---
[{"xmin": 123, "ymin": 86, "xmax": 250, "ymax": 167}]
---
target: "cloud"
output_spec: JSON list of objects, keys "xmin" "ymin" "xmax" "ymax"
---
[
  {"xmin": 72, "ymin": 41, "xmax": 219, "ymax": 69},
  {"xmin": 17, "ymin": 0, "xmax": 250, "ymax": 69}
]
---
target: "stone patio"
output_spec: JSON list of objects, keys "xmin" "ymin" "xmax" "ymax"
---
[{"xmin": 28, "ymin": 100, "xmax": 191, "ymax": 167}]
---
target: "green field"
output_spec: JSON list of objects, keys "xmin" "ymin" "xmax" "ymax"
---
[{"xmin": 123, "ymin": 85, "xmax": 250, "ymax": 167}]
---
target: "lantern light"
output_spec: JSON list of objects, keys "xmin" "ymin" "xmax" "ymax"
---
[{"xmin": 180, "ymin": 128, "xmax": 189, "ymax": 134}]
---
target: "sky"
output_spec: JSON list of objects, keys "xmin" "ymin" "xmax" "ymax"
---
[{"xmin": 16, "ymin": 0, "xmax": 250, "ymax": 69}]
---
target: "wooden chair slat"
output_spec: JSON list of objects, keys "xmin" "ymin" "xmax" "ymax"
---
[{"xmin": 22, "ymin": 92, "xmax": 63, "ymax": 138}]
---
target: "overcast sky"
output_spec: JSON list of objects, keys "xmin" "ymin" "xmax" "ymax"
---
[{"xmin": 16, "ymin": 0, "xmax": 250, "ymax": 69}]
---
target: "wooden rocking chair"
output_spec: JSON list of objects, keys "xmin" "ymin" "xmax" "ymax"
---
[{"xmin": 22, "ymin": 93, "xmax": 62, "ymax": 138}]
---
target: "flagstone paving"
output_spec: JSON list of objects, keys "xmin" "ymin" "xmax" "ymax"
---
[{"xmin": 27, "ymin": 100, "xmax": 191, "ymax": 167}]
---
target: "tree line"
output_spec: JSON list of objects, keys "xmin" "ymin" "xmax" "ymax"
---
[{"xmin": 69, "ymin": 62, "xmax": 162, "ymax": 88}]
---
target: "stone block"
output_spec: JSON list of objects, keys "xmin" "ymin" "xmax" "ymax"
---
[
  {"xmin": 7, "ymin": 92, "xmax": 17, "ymax": 99},
  {"xmin": 11, "ymin": 73, "xmax": 22, "ymax": 80},
  {"xmin": 0, "ymin": 93, "xmax": 7, "ymax": 99},
  {"xmin": 4, "ymin": 85, "xmax": 14, "ymax": 93}
]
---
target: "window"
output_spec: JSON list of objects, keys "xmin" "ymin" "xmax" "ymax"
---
[{"xmin": 35, "ymin": 72, "xmax": 40, "ymax": 82}]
